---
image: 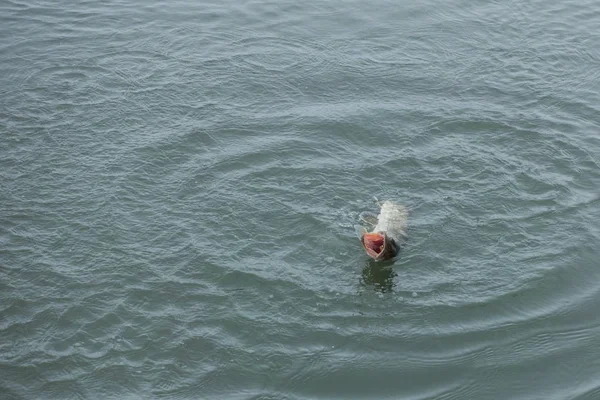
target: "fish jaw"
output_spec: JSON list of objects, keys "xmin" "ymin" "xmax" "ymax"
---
[
  {"xmin": 358, "ymin": 200, "xmax": 405, "ymax": 260},
  {"xmin": 361, "ymin": 232, "xmax": 395, "ymax": 260}
]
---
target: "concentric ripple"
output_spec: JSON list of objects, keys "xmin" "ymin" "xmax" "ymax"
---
[{"xmin": 2, "ymin": 0, "xmax": 600, "ymax": 398}]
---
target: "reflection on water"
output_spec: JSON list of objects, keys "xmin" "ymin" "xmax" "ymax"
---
[{"xmin": 360, "ymin": 259, "xmax": 398, "ymax": 293}]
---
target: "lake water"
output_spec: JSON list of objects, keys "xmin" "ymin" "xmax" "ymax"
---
[{"xmin": 2, "ymin": 0, "xmax": 600, "ymax": 398}]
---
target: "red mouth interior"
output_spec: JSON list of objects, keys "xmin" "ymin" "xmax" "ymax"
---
[{"xmin": 363, "ymin": 233, "xmax": 384, "ymax": 255}]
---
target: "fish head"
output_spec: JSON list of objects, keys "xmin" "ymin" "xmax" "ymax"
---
[{"xmin": 361, "ymin": 231, "xmax": 397, "ymax": 260}]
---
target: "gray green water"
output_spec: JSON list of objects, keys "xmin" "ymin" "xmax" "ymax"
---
[{"xmin": 2, "ymin": 0, "xmax": 600, "ymax": 398}]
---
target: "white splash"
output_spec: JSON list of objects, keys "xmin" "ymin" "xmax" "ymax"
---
[
  {"xmin": 355, "ymin": 200, "xmax": 409, "ymax": 244},
  {"xmin": 372, "ymin": 200, "xmax": 408, "ymax": 242}
]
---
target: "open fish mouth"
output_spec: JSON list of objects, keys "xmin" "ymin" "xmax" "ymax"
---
[{"xmin": 362, "ymin": 232, "xmax": 386, "ymax": 259}]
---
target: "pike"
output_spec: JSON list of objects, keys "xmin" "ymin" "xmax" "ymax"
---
[{"xmin": 357, "ymin": 200, "xmax": 408, "ymax": 261}]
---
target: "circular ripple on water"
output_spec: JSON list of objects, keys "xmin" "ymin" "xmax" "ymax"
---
[
  {"xmin": 226, "ymin": 32, "xmax": 334, "ymax": 79},
  {"xmin": 21, "ymin": 64, "xmax": 119, "ymax": 107},
  {"xmin": 87, "ymin": 50, "xmax": 175, "ymax": 92}
]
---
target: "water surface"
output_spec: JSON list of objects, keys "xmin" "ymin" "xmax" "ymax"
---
[{"xmin": 2, "ymin": 0, "xmax": 600, "ymax": 398}]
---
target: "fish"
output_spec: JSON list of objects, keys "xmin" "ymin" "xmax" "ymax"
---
[{"xmin": 356, "ymin": 200, "xmax": 408, "ymax": 261}]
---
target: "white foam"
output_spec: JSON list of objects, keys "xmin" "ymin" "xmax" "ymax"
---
[{"xmin": 372, "ymin": 201, "xmax": 408, "ymax": 242}]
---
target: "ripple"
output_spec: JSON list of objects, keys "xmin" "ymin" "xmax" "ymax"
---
[
  {"xmin": 88, "ymin": 50, "xmax": 172, "ymax": 87},
  {"xmin": 2, "ymin": 0, "xmax": 600, "ymax": 398},
  {"xmin": 230, "ymin": 35, "xmax": 333, "ymax": 76},
  {"xmin": 572, "ymin": 383, "xmax": 600, "ymax": 400},
  {"xmin": 21, "ymin": 64, "xmax": 118, "ymax": 107}
]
